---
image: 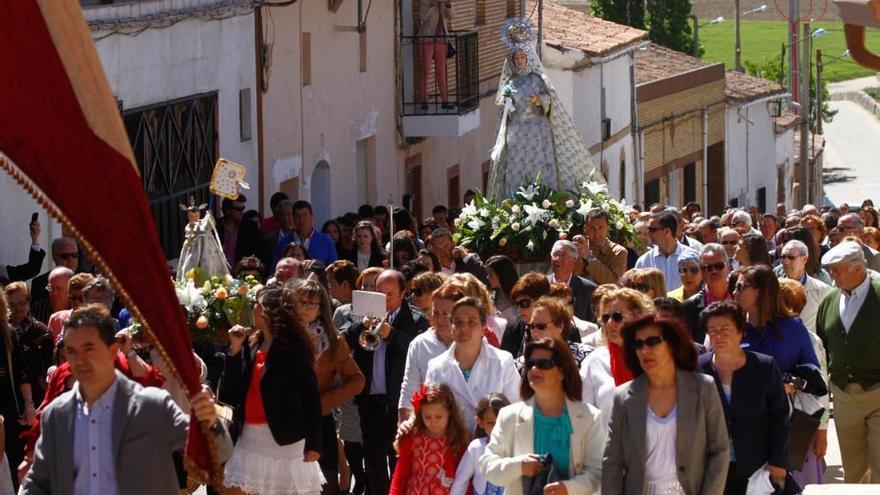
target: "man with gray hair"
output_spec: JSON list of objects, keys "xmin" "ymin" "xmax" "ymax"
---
[
  {"xmin": 681, "ymin": 243, "xmax": 733, "ymax": 343},
  {"xmin": 838, "ymin": 213, "xmax": 880, "ymax": 271},
  {"xmin": 779, "ymin": 239, "xmax": 831, "ymax": 333},
  {"xmin": 816, "ymin": 241, "xmax": 880, "ymax": 482},
  {"xmin": 730, "ymin": 210, "xmax": 761, "ymax": 237},
  {"xmin": 549, "ymin": 240, "xmax": 597, "ymax": 322}
]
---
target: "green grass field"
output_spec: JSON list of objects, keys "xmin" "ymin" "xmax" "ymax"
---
[{"xmin": 697, "ymin": 20, "xmax": 880, "ymax": 82}]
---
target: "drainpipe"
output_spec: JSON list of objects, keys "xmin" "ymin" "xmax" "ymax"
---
[
  {"xmin": 630, "ymin": 53, "xmax": 643, "ymax": 206},
  {"xmin": 255, "ymin": 6, "xmax": 265, "ymax": 212},
  {"xmin": 702, "ymin": 105, "xmax": 708, "ymax": 213}
]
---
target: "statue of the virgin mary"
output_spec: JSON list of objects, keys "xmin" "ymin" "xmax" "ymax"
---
[{"xmin": 487, "ymin": 18, "xmax": 603, "ymax": 199}]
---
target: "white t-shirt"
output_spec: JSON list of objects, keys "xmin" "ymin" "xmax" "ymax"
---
[
  {"xmin": 357, "ymin": 251, "xmax": 371, "ymax": 272},
  {"xmin": 644, "ymin": 405, "xmax": 685, "ymax": 495},
  {"xmin": 580, "ymin": 346, "xmax": 616, "ymax": 430}
]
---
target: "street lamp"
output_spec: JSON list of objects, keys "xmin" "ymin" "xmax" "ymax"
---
[
  {"xmin": 690, "ymin": 16, "xmax": 724, "ymax": 57},
  {"xmin": 735, "ymin": 3, "xmax": 768, "ymax": 72}
]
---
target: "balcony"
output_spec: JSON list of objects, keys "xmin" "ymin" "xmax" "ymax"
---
[{"xmin": 400, "ymin": 31, "xmax": 480, "ymax": 138}]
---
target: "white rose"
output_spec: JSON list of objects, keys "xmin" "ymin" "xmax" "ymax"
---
[
  {"xmin": 602, "ymin": 203, "xmax": 610, "ymax": 212},
  {"xmin": 549, "ymin": 219, "xmax": 560, "ymax": 229},
  {"xmin": 499, "ymin": 238, "xmax": 508, "ymax": 247},
  {"xmin": 511, "ymin": 205, "xmax": 521, "ymax": 213},
  {"xmin": 542, "ymin": 199, "xmax": 552, "ymax": 209},
  {"xmin": 511, "ymin": 222, "xmax": 521, "ymax": 232},
  {"xmin": 565, "ymin": 199, "xmax": 575, "ymax": 208},
  {"xmin": 492, "ymin": 216, "xmax": 501, "ymax": 224},
  {"xmin": 616, "ymin": 220, "xmax": 624, "ymax": 230}
]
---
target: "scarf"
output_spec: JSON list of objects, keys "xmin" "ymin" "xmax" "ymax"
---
[{"xmin": 608, "ymin": 342, "xmax": 634, "ymax": 386}]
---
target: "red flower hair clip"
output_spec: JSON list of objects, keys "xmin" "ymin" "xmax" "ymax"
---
[{"xmin": 411, "ymin": 383, "xmax": 446, "ymax": 415}]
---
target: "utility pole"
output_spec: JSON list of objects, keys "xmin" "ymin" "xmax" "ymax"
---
[
  {"xmin": 816, "ymin": 49, "xmax": 824, "ymax": 135},
  {"xmin": 789, "ymin": 0, "xmax": 799, "ymax": 107},
  {"xmin": 537, "ymin": 0, "xmax": 543, "ymax": 60},
  {"xmin": 691, "ymin": 15, "xmax": 700, "ymax": 57},
  {"xmin": 735, "ymin": 0, "xmax": 743, "ymax": 72},
  {"xmin": 800, "ymin": 22, "xmax": 811, "ymax": 206}
]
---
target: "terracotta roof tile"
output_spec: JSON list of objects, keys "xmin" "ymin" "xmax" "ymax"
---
[
  {"xmin": 634, "ymin": 43, "xmax": 714, "ymax": 85},
  {"xmin": 532, "ymin": 0, "xmax": 648, "ymax": 58},
  {"xmin": 725, "ymin": 70, "xmax": 786, "ymax": 102}
]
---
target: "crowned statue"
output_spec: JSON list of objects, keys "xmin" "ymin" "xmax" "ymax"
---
[
  {"xmin": 176, "ymin": 196, "xmax": 230, "ymax": 282},
  {"xmin": 487, "ymin": 18, "xmax": 603, "ymax": 200}
]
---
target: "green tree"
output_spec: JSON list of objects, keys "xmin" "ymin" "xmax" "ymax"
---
[
  {"xmin": 743, "ymin": 54, "xmax": 836, "ymax": 131},
  {"xmin": 646, "ymin": 0, "xmax": 694, "ymax": 54},
  {"xmin": 590, "ymin": 0, "xmax": 645, "ymax": 29}
]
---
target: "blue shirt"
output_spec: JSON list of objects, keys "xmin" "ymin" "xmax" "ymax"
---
[
  {"xmin": 73, "ymin": 377, "xmax": 119, "ymax": 495},
  {"xmin": 635, "ymin": 242, "xmax": 696, "ymax": 292},
  {"xmin": 744, "ymin": 316, "xmax": 819, "ymax": 372},
  {"xmin": 273, "ymin": 229, "xmax": 338, "ymax": 268},
  {"xmin": 533, "ymin": 404, "xmax": 572, "ymax": 479}
]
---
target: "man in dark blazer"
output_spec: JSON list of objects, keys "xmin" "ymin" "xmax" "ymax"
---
[
  {"xmin": 0, "ymin": 217, "xmax": 45, "ymax": 286},
  {"xmin": 548, "ymin": 240, "xmax": 597, "ymax": 324},
  {"xmin": 345, "ymin": 270, "xmax": 429, "ymax": 495}
]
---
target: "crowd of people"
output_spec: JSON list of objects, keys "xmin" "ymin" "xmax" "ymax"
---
[{"xmin": 2, "ymin": 192, "xmax": 880, "ymax": 495}]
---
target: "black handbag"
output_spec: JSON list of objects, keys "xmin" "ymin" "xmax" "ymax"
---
[
  {"xmin": 787, "ymin": 408, "xmax": 821, "ymax": 470},
  {"xmin": 446, "ymin": 41, "xmax": 456, "ymax": 58},
  {"xmin": 521, "ymin": 454, "xmax": 560, "ymax": 495}
]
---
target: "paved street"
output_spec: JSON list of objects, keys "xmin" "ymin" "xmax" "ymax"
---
[{"xmin": 823, "ymin": 100, "xmax": 880, "ymax": 206}]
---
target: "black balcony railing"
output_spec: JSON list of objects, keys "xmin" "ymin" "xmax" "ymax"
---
[{"xmin": 401, "ymin": 30, "xmax": 479, "ymax": 116}]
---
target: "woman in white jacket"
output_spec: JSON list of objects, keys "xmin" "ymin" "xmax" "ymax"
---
[{"xmin": 481, "ymin": 338, "xmax": 605, "ymax": 495}]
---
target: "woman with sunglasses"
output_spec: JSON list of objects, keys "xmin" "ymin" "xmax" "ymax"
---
[
  {"xmin": 398, "ymin": 284, "xmax": 462, "ymax": 423},
  {"xmin": 603, "ymin": 313, "xmax": 729, "ymax": 495},
  {"xmin": 520, "ymin": 297, "xmax": 594, "ymax": 371},
  {"xmin": 579, "ymin": 288, "xmax": 654, "ymax": 429},
  {"xmin": 482, "ymin": 338, "xmax": 605, "ymax": 495},
  {"xmin": 669, "ymin": 251, "xmax": 703, "ymax": 302},
  {"xmin": 289, "ymin": 279, "xmax": 365, "ymax": 495},
  {"xmin": 697, "ymin": 301, "xmax": 790, "ymax": 494},
  {"xmin": 500, "ymin": 273, "xmax": 551, "ymax": 358},
  {"xmin": 732, "ymin": 265, "xmax": 819, "ymax": 376},
  {"xmin": 425, "ymin": 297, "xmax": 520, "ymax": 434}
]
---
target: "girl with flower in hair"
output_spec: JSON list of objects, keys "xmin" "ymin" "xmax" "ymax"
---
[{"xmin": 390, "ymin": 382, "xmax": 470, "ymax": 495}]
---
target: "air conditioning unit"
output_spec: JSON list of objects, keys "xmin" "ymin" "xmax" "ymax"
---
[{"xmin": 601, "ymin": 118, "xmax": 612, "ymax": 141}]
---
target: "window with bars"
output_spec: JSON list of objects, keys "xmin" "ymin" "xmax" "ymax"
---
[{"xmin": 123, "ymin": 92, "xmax": 218, "ymax": 259}]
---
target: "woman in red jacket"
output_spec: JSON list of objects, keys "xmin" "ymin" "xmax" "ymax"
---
[{"xmin": 390, "ymin": 382, "xmax": 469, "ymax": 495}]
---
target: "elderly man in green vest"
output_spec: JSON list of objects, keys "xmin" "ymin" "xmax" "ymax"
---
[{"xmin": 817, "ymin": 241, "xmax": 880, "ymax": 483}]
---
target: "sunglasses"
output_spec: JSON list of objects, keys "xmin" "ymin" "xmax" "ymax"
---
[
  {"xmin": 780, "ymin": 254, "xmax": 802, "ymax": 261},
  {"xmin": 632, "ymin": 335, "xmax": 664, "ymax": 350},
  {"xmin": 701, "ymin": 262, "xmax": 726, "ymax": 272},
  {"xmin": 720, "ymin": 240, "xmax": 739, "ymax": 245},
  {"xmin": 515, "ymin": 298, "xmax": 533, "ymax": 309},
  {"xmin": 733, "ymin": 282, "xmax": 753, "ymax": 293},
  {"xmin": 526, "ymin": 358, "xmax": 558, "ymax": 371},
  {"xmin": 56, "ymin": 252, "xmax": 79, "ymax": 261},
  {"xmin": 678, "ymin": 266, "xmax": 701, "ymax": 275},
  {"xmin": 524, "ymin": 322, "xmax": 551, "ymax": 332},
  {"xmin": 601, "ymin": 311, "xmax": 625, "ymax": 324}
]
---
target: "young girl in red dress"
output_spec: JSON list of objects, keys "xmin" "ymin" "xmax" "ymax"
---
[{"xmin": 390, "ymin": 382, "xmax": 470, "ymax": 495}]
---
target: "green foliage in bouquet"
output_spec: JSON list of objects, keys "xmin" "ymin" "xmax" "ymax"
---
[
  {"xmin": 175, "ymin": 270, "xmax": 262, "ymax": 341},
  {"xmin": 453, "ymin": 175, "xmax": 639, "ymax": 262}
]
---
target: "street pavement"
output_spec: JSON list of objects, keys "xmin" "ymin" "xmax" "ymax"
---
[
  {"xmin": 822, "ymin": 100, "xmax": 880, "ymax": 206},
  {"xmin": 828, "ymin": 75, "xmax": 880, "ymax": 95}
]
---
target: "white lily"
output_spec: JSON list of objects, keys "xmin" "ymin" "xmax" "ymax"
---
[
  {"xmin": 584, "ymin": 181, "xmax": 608, "ymax": 196},
  {"xmin": 517, "ymin": 184, "xmax": 539, "ymax": 201},
  {"xmin": 467, "ymin": 217, "xmax": 486, "ymax": 230},
  {"xmin": 461, "ymin": 201, "xmax": 478, "ymax": 217},
  {"xmin": 523, "ymin": 203, "xmax": 549, "ymax": 227},
  {"xmin": 576, "ymin": 198, "xmax": 593, "ymax": 217},
  {"xmin": 479, "ymin": 208, "xmax": 490, "ymax": 218},
  {"xmin": 526, "ymin": 239, "xmax": 535, "ymax": 251},
  {"xmin": 176, "ymin": 282, "xmax": 207, "ymax": 312}
]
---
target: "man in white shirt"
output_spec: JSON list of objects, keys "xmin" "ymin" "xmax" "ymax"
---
[
  {"xmin": 635, "ymin": 212, "xmax": 696, "ymax": 293},
  {"xmin": 779, "ymin": 240, "xmax": 831, "ymax": 333}
]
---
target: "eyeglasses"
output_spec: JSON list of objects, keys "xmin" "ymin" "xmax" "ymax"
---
[
  {"xmin": 632, "ymin": 283, "xmax": 651, "ymax": 293},
  {"xmin": 56, "ymin": 252, "xmax": 79, "ymax": 261},
  {"xmin": 515, "ymin": 298, "xmax": 533, "ymax": 309},
  {"xmin": 524, "ymin": 322, "xmax": 552, "ymax": 332},
  {"xmin": 526, "ymin": 358, "xmax": 558, "ymax": 371},
  {"xmin": 733, "ymin": 282, "xmax": 753, "ymax": 293},
  {"xmin": 600, "ymin": 311, "xmax": 625, "ymax": 324},
  {"xmin": 678, "ymin": 266, "xmax": 701, "ymax": 275},
  {"xmin": 296, "ymin": 300, "xmax": 321, "ymax": 309},
  {"xmin": 701, "ymin": 262, "xmax": 727, "ymax": 272},
  {"xmin": 720, "ymin": 240, "xmax": 739, "ymax": 246},
  {"xmin": 780, "ymin": 254, "xmax": 802, "ymax": 261},
  {"xmin": 632, "ymin": 335, "xmax": 664, "ymax": 350}
]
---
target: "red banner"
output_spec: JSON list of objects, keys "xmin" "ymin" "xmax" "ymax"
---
[{"xmin": 0, "ymin": 0, "xmax": 218, "ymax": 483}]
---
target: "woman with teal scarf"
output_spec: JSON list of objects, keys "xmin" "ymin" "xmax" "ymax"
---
[{"xmin": 481, "ymin": 338, "xmax": 605, "ymax": 495}]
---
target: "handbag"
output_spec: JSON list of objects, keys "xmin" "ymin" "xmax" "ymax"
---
[
  {"xmin": 521, "ymin": 454, "xmax": 560, "ymax": 495},
  {"xmin": 787, "ymin": 408, "xmax": 821, "ymax": 470}
]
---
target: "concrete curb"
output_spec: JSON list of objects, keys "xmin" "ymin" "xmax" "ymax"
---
[{"xmin": 830, "ymin": 89, "xmax": 880, "ymax": 121}]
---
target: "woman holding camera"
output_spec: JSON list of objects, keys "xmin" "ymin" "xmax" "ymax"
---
[
  {"xmin": 698, "ymin": 301, "xmax": 790, "ymax": 494},
  {"xmin": 482, "ymin": 338, "xmax": 605, "ymax": 495}
]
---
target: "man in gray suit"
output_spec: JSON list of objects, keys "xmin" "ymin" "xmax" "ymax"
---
[{"xmin": 20, "ymin": 305, "xmax": 233, "ymax": 494}]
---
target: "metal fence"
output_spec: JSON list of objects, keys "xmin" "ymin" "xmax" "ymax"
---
[{"xmin": 400, "ymin": 30, "xmax": 479, "ymax": 116}]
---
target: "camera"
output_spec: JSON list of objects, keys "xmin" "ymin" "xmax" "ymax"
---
[{"xmin": 783, "ymin": 373, "xmax": 807, "ymax": 392}]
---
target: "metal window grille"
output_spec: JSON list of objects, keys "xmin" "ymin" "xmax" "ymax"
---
[
  {"xmin": 401, "ymin": 30, "xmax": 479, "ymax": 116},
  {"xmin": 123, "ymin": 92, "xmax": 218, "ymax": 259}
]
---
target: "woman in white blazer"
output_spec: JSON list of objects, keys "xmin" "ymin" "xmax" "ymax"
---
[
  {"xmin": 481, "ymin": 338, "xmax": 605, "ymax": 495},
  {"xmin": 425, "ymin": 297, "xmax": 520, "ymax": 433}
]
